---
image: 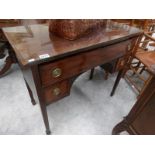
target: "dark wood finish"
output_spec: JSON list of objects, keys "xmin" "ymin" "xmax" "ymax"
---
[
  {"xmin": 2, "ymin": 21, "xmax": 142, "ymax": 134},
  {"xmin": 136, "ymin": 52, "xmax": 155, "ymax": 74},
  {"xmin": 110, "ymin": 36, "xmax": 140, "ymax": 96},
  {"xmin": 112, "ymin": 76, "xmax": 155, "ymax": 135},
  {"xmin": 131, "ymin": 83, "xmax": 155, "ymax": 134},
  {"xmin": 102, "ymin": 19, "xmax": 155, "ymax": 77},
  {"xmin": 110, "ymin": 69, "xmax": 124, "ymax": 96},
  {"xmin": 112, "ymin": 118, "xmax": 129, "ymax": 135},
  {"xmin": 89, "ymin": 68, "xmax": 94, "ymax": 80},
  {"xmin": 0, "ymin": 42, "xmax": 12, "ymax": 76},
  {"xmin": 43, "ymin": 80, "xmax": 70, "ymax": 104},
  {"xmin": 110, "ymin": 33, "xmax": 143, "ymax": 96},
  {"xmin": 31, "ymin": 65, "xmax": 51, "ymax": 135},
  {"xmin": 0, "ymin": 56, "xmax": 13, "ymax": 76},
  {"xmin": 3, "ymin": 21, "xmax": 141, "ymax": 67},
  {"xmin": 115, "ymin": 20, "xmax": 155, "ymax": 96},
  {"xmin": 0, "ymin": 43, "xmax": 6, "ymax": 58},
  {"xmin": 0, "ymin": 20, "xmax": 20, "ymax": 76},
  {"xmin": 102, "ymin": 19, "xmax": 134, "ymax": 76},
  {"xmin": 0, "ymin": 43, "xmax": 17, "ymax": 76},
  {"xmin": 112, "ymin": 33, "xmax": 155, "ymax": 135},
  {"xmin": 0, "ymin": 19, "xmax": 49, "ymax": 77},
  {"xmin": 39, "ymin": 40, "xmax": 131, "ymax": 87},
  {"xmin": 124, "ymin": 33, "xmax": 155, "ymax": 96}
]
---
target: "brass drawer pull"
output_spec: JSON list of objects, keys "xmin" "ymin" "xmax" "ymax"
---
[
  {"xmin": 52, "ymin": 68, "xmax": 62, "ymax": 78},
  {"xmin": 52, "ymin": 87, "xmax": 61, "ymax": 96}
]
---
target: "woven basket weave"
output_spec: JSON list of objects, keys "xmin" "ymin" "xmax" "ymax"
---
[{"xmin": 49, "ymin": 19, "xmax": 107, "ymax": 40}]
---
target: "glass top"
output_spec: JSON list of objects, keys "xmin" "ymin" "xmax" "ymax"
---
[{"xmin": 3, "ymin": 21, "xmax": 142, "ymax": 67}]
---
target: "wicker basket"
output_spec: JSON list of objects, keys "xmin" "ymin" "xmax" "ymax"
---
[{"xmin": 49, "ymin": 19, "xmax": 107, "ymax": 40}]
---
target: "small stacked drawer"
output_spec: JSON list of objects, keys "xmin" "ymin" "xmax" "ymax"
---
[
  {"xmin": 43, "ymin": 80, "xmax": 69, "ymax": 103},
  {"xmin": 39, "ymin": 54, "xmax": 85, "ymax": 87},
  {"xmin": 39, "ymin": 54, "xmax": 85, "ymax": 104}
]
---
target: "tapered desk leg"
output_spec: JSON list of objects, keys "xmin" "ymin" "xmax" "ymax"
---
[
  {"xmin": 39, "ymin": 103, "xmax": 51, "ymax": 135},
  {"xmin": 25, "ymin": 80, "xmax": 36, "ymax": 105},
  {"xmin": 31, "ymin": 66, "xmax": 51, "ymax": 135},
  {"xmin": 89, "ymin": 68, "xmax": 94, "ymax": 80},
  {"xmin": 110, "ymin": 69, "xmax": 124, "ymax": 96}
]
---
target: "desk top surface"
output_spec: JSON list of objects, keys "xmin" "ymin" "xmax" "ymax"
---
[{"xmin": 3, "ymin": 20, "xmax": 142, "ymax": 67}]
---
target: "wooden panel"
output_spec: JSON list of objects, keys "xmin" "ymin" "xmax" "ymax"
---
[
  {"xmin": 112, "ymin": 76, "xmax": 155, "ymax": 135},
  {"xmin": 39, "ymin": 40, "xmax": 131, "ymax": 87},
  {"xmin": 132, "ymin": 93, "xmax": 155, "ymax": 134},
  {"xmin": 43, "ymin": 80, "xmax": 69, "ymax": 104}
]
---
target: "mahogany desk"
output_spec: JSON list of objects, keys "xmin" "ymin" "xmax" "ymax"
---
[
  {"xmin": 2, "ymin": 22, "xmax": 142, "ymax": 134},
  {"xmin": 0, "ymin": 20, "xmax": 20, "ymax": 76},
  {"xmin": 0, "ymin": 20, "xmax": 48, "ymax": 76}
]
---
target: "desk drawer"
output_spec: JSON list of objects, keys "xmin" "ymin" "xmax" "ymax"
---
[
  {"xmin": 39, "ymin": 40, "xmax": 131, "ymax": 87},
  {"xmin": 39, "ymin": 54, "xmax": 85, "ymax": 87},
  {"xmin": 43, "ymin": 80, "xmax": 70, "ymax": 104}
]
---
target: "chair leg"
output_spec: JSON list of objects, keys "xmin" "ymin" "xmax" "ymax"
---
[
  {"xmin": 139, "ymin": 66, "xmax": 145, "ymax": 74},
  {"xmin": 89, "ymin": 68, "xmax": 94, "ymax": 80},
  {"xmin": 110, "ymin": 69, "xmax": 124, "ymax": 96},
  {"xmin": 104, "ymin": 70, "xmax": 109, "ymax": 80},
  {"xmin": 132, "ymin": 61, "xmax": 141, "ymax": 75}
]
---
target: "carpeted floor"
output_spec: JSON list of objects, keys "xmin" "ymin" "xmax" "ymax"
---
[{"xmin": 0, "ymin": 59, "xmax": 137, "ymax": 135}]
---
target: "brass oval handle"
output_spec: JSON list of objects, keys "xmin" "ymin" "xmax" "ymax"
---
[
  {"xmin": 52, "ymin": 68, "xmax": 62, "ymax": 78},
  {"xmin": 52, "ymin": 87, "xmax": 61, "ymax": 96}
]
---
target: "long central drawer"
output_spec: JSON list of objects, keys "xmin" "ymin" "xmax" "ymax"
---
[{"xmin": 39, "ymin": 39, "xmax": 132, "ymax": 87}]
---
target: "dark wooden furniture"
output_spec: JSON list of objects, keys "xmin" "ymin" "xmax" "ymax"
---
[
  {"xmin": 124, "ymin": 21, "xmax": 155, "ymax": 95},
  {"xmin": 111, "ymin": 33, "xmax": 155, "ymax": 134},
  {"xmin": 125, "ymin": 33, "xmax": 155, "ymax": 96},
  {"xmin": 99, "ymin": 19, "xmax": 134, "ymax": 78},
  {"xmin": 0, "ymin": 19, "xmax": 48, "ymax": 77},
  {"xmin": 2, "ymin": 21, "xmax": 142, "ymax": 134},
  {"xmin": 0, "ymin": 20, "xmax": 20, "ymax": 76},
  {"xmin": 112, "ymin": 71, "xmax": 155, "ymax": 135},
  {"xmin": 99, "ymin": 19, "xmax": 155, "ymax": 80}
]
